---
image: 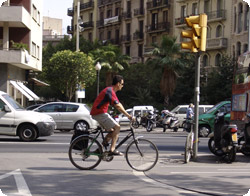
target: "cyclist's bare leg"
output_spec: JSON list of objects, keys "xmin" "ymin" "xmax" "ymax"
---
[{"xmin": 110, "ymin": 124, "xmax": 120, "ymax": 152}]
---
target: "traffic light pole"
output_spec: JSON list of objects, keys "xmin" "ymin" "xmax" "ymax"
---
[{"xmin": 193, "ymin": 51, "xmax": 201, "ymax": 160}]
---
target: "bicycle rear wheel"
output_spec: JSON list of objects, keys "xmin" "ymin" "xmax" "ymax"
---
[
  {"xmin": 68, "ymin": 136, "xmax": 102, "ymax": 170},
  {"xmin": 125, "ymin": 138, "xmax": 158, "ymax": 171},
  {"xmin": 184, "ymin": 132, "xmax": 194, "ymax": 163}
]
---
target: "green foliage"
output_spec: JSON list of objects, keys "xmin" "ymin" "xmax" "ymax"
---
[
  {"xmin": 202, "ymin": 55, "xmax": 235, "ymax": 104},
  {"xmin": 10, "ymin": 40, "xmax": 28, "ymax": 50},
  {"xmin": 47, "ymin": 50, "xmax": 96, "ymax": 101}
]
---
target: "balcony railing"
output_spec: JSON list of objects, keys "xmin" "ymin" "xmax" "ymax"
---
[
  {"xmin": 67, "ymin": 26, "xmax": 74, "ymax": 34},
  {"xmin": 147, "ymin": 0, "xmax": 170, "ymax": 10},
  {"xmin": 134, "ymin": 8, "xmax": 144, "ymax": 16},
  {"xmin": 122, "ymin": 11, "xmax": 132, "ymax": 19},
  {"xmin": 206, "ymin": 38, "xmax": 228, "ymax": 50},
  {"xmin": 175, "ymin": 17, "xmax": 185, "ymax": 26},
  {"xmin": 67, "ymin": 8, "xmax": 73, "ymax": 16},
  {"xmin": 98, "ymin": 0, "xmax": 121, "ymax": 6},
  {"xmin": 80, "ymin": 1, "xmax": 94, "ymax": 10},
  {"xmin": 121, "ymin": 35, "xmax": 131, "ymax": 42},
  {"xmin": 82, "ymin": 21, "xmax": 94, "ymax": 28},
  {"xmin": 133, "ymin": 31, "xmax": 144, "ymax": 40},
  {"xmin": 147, "ymin": 22, "xmax": 170, "ymax": 33},
  {"xmin": 207, "ymin": 10, "xmax": 226, "ymax": 21}
]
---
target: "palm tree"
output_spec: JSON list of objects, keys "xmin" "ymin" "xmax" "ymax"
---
[
  {"xmin": 90, "ymin": 44, "xmax": 131, "ymax": 86},
  {"xmin": 146, "ymin": 35, "xmax": 184, "ymax": 106}
]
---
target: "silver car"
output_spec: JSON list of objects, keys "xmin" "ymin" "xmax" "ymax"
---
[{"xmin": 34, "ymin": 102, "xmax": 98, "ymax": 132}]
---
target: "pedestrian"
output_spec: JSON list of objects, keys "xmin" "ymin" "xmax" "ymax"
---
[
  {"xmin": 90, "ymin": 75, "xmax": 132, "ymax": 156},
  {"xmin": 186, "ymin": 103, "xmax": 194, "ymax": 119}
]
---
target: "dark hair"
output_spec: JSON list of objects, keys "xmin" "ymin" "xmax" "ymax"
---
[{"xmin": 112, "ymin": 75, "xmax": 123, "ymax": 85}]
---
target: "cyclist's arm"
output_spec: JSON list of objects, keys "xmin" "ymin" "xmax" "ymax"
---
[{"xmin": 114, "ymin": 103, "xmax": 132, "ymax": 120}]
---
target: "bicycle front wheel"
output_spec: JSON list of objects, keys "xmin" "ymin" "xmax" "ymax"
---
[
  {"xmin": 184, "ymin": 132, "xmax": 194, "ymax": 163},
  {"xmin": 68, "ymin": 136, "xmax": 102, "ymax": 170},
  {"xmin": 125, "ymin": 138, "xmax": 158, "ymax": 171}
]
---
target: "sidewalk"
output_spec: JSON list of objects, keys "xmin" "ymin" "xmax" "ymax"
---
[{"xmin": 146, "ymin": 153, "xmax": 250, "ymax": 196}]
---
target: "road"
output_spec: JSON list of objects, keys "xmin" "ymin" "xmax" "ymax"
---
[{"xmin": 0, "ymin": 128, "xmax": 250, "ymax": 196}]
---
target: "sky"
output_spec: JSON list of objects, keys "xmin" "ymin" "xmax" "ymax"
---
[{"xmin": 43, "ymin": 0, "xmax": 73, "ymax": 35}]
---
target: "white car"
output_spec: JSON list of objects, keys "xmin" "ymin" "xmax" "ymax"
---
[
  {"xmin": 0, "ymin": 91, "xmax": 56, "ymax": 141},
  {"xmin": 34, "ymin": 102, "xmax": 98, "ymax": 132},
  {"xmin": 118, "ymin": 108, "xmax": 132, "ymax": 124}
]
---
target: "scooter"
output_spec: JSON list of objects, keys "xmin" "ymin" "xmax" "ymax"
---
[
  {"xmin": 146, "ymin": 110, "xmax": 156, "ymax": 132},
  {"xmin": 161, "ymin": 110, "xmax": 180, "ymax": 132},
  {"xmin": 238, "ymin": 113, "xmax": 250, "ymax": 156},
  {"xmin": 208, "ymin": 112, "xmax": 238, "ymax": 163}
]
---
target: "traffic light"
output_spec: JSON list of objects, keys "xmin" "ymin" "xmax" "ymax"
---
[{"xmin": 181, "ymin": 14, "xmax": 207, "ymax": 52}]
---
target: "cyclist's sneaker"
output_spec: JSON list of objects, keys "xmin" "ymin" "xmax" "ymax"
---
[{"xmin": 109, "ymin": 150, "xmax": 123, "ymax": 156}]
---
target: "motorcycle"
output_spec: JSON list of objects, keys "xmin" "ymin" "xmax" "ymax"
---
[
  {"xmin": 208, "ymin": 112, "xmax": 238, "ymax": 163},
  {"xmin": 146, "ymin": 110, "xmax": 158, "ymax": 132},
  {"xmin": 161, "ymin": 110, "xmax": 180, "ymax": 132},
  {"xmin": 238, "ymin": 113, "xmax": 250, "ymax": 156}
]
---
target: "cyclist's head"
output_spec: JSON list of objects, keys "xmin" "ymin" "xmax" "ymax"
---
[{"xmin": 112, "ymin": 75, "xmax": 124, "ymax": 85}]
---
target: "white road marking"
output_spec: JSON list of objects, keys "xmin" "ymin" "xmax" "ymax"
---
[{"xmin": 0, "ymin": 169, "xmax": 32, "ymax": 196}]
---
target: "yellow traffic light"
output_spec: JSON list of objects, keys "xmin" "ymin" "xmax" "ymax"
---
[{"xmin": 181, "ymin": 14, "xmax": 207, "ymax": 52}]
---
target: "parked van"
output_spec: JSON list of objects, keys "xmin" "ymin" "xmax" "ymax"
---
[
  {"xmin": 132, "ymin": 106, "xmax": 154, "ymax": 117},
  {"xmin": 0, "ymin": 91, "xmax": 56, "ymax": 141},
  {"xmin": 171, "ymin": 104, "xmax": 214, "ymax": 126}
]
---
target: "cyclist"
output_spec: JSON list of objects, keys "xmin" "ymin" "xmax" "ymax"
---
[{"xmin": 90, "ymin": 75, "xmax": 132, "ymax": 156}]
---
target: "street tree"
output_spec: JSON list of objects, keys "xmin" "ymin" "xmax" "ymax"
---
[
  {"xmin": 146, "ymin": 35, "xmax": 185, "ymax": 106},
  {"xmin": 90, "ymin": 44, "xmax": 131, "ymax": 86},
  {"xmin": 46, "ymin": 50, "xmax": 96, "ymax": 101}
]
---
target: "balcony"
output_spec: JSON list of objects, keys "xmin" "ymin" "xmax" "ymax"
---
[
  {"xmin": 206, "ymin": 38, "xmax": 228, "ymax": 50},
  {"xmin": 134, "ymin": 8, "xmax": 144, "ymax": 17},
  {"xmin": 122, "ymin": 11, "xmax": 132, "ymax": 20},
  {"xmin": 103, "ymin": 16, "xmax": 121, "ymax": 26},
  {"xmin": 147, "ymin": 0, "xmax": 170, "ymax": 10},
  {"xmin": 80, "ymin": 1, "xmax": 94, "ymax": 11},
  {"xmin": 0, "ymin": 49, "xmax": 41, "ymax": 71},
  {"xmin": 67, "ymin": 26, "xmax": 74, "ymax": 34},
  {"xmin": 147, "ymin": 22, "xmax": 170, "ymax": 33},
  {"xmin": 67, "ymin": 8, "xmax": 74, "ymax": 16},
  {"xmin": 108, "ymin": 38, "xmax": 120, "ymax": 45},
  {"xmin": 121, "ymin": 35, "xmax": 131, "ymax": 43},
  {"xmin": 175, "ymin": 17, "xmax": 185, "ymax": 26},
  {"xmin": 97, "ymin": 20, "xmax": 104, "ymax": 28},
  {"xmin": 81, "ymin": 21, "xmax": 94, "ymax": 29},
  {"xmin": 98, "ymin": 0, "xmax": 121, "ymax": 7},
  {"xmin": 0, "ymin": 6, "xmax": 31, "ymax": 29},
  {"xmin": 207, "ymin": 10, "xmax": 226, "ymax": 22},
  {"xmin": 133, "ymin": 31, "xmax": 144, "ymax": 40},
  {"xmin": 144, "ymin": 47, "xmax": 154, "ymax": 56}
]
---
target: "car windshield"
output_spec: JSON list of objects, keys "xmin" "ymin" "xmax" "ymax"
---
[
  {"xmin": 205, "ymin": 102, "xmax": 223, "ymax": 114},
  {"xmin": 2, "ymin": 94, "xmax": 24, "ymax": 110}
]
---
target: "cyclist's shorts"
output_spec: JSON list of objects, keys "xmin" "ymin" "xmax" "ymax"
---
[{"xmin": 92, "ymin": 113, "xmax": 119, "ymax": 131}]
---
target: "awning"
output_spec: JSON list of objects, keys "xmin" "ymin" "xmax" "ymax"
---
[
  {"xmin": 30, "ymin": 78, "xmax": 49, "ymax": 86},
  {"xmin": 9, "ymin": 80, "xmax": 40, "ymax": 101}
]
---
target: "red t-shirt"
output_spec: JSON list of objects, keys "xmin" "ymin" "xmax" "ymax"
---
[{"xmin": 90, "ymin": 87, "xmax": 119, "ymax": 115}]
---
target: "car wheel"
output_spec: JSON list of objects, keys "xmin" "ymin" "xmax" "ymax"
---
[
  {"xmin": 199, "ymin": 125, "xmax": 210, "ymax": 137},
  {"xmin": 18, "ymin": 124, "xmax": 38, "ymax": 142},
  {"xmin": 74, "ymin": 121, "xmax": 89, "ymax": 132}
]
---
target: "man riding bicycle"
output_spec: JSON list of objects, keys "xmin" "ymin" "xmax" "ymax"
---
[{"xmin": 90, "ymin": 75, "xmax": 132, "ymax": 156}]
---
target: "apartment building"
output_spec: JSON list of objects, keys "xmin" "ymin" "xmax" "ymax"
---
[
  {"xmin": 231, "ymin": 0, "xmax": 249, "ymax": 59},
  {"xmin": 67, "ymin": 0, "xmax": 173, "ymax": 63},
  {"xmin": 0, "ymin": 0, "xmax": 42, "ymax": 106}
]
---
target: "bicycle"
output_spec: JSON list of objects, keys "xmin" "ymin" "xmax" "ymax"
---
[
  {"xmin": 68, "ymin": 122, "xmax": 159, "ymax": 171},
  {"xmin": 184, "ymin": 118, "xmax": 198, "ymax": 163}
]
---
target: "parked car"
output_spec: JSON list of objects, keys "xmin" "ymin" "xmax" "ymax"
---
[
  {"xmin": 171, "ymin": 104, "xmax": 214, "ymax": 127},
  {"xmin": 198, "ymin": 101, "xmax": 231, "ymax": 137},
  {"xmin": 33, "ymin": 102, "xmax": 98, "ymax": 132},
  {"xmin": 132, "ymin": 105, "xmax": 154, "ymax": 117},
  {"xmin": 118, "ymin": 108, "xmax": 132, "ymax": 124},
  {"xmin": 0, "ymin": 91, "xmax": 56, "ymax": 141}
]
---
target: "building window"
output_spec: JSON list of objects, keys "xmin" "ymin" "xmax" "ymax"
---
[
  {"xmin": 204, "ymin": 0, "xmax": 210, "ymax": 14},
  {"xmin": 138, "ymin": 44, "xmax": 143, "ymax": 57},
  {"xmin": 115, "ymin": 29, "xmax": 119, "ymax": 44},
  {"xmin": 216, "ymin": 25, "xmax": 222, "ymax": 37},
  {"xmin": 107, "ymin": 31, "xmax": 111, "ymax": 40},
  {"xmin": 207, "ymin": 27, "xmax": 211, "ymax": 38},
  {"xmin": 37, "ymin": 11, "xmax": 40, "ymax": 24},
  {"xmin": 152, "ymin": 36, "xmax": 157, "ymax": 44},
  {"xmin": 32, "ymin": 5, "xmax": 37, "ymax": 21},
  {"xmin": 107, "ymin": 9, "xmax": 112, "ymax": 18},
  {"xmin": 126, "ymin": 45, "xmax": 130, "ymax": 56},
  {"xmin": 244, "ymin": 5, "xmax": 249, "ymax": 31},
  {"xmin": 237, "ymin": 42, "xmax": 241, "ymax": 58},
  {"xmin": 37, "ymin": 45, "xmax": 40, "ymax": 59},
  {"xmin": 115, "ymin": 7, "xmax": 120, "ymax": 16},
  {"xmin": 192, "ymin": 3, "xmax": 198, "ymax": 15},
  {"xmin": 243, "ymin": 44, "xmax": 248, "ymax": 53},
  {"xmin": 181, "ymin": 6, "xmax": 186, "ymax": 18},
  {"xmin": 88, "ymin": 33, "xmax": 92, "ymax": 42},
  {"xmin": 203, "ymin": 55, "xmax": 208, "ymax": 67},
  {"xmin": 163, "ymin": 10, "xmax": 168, "ymax": 23},
  {"xmin": 215, "ymin": 53, "xmax": 221, "ymax": 66},
  {"xmin": 32, "ymin": 42, "xmax": 36, "ymax": 57},
  {"xmin": 238, "ymin": 3, "xmax": 243, "ymax": 33},
  {"xmin": 234, "ymin": 7, "xmax": 237, "ymax": 33},
  {"xmin": 152, "ymin": 13, "xmax": 158, "ymax": 30}
]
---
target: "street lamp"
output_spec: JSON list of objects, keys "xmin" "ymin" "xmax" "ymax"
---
[{"xmin": 95, "ymin": 62, "xmax": 102, "ymax": 96}]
